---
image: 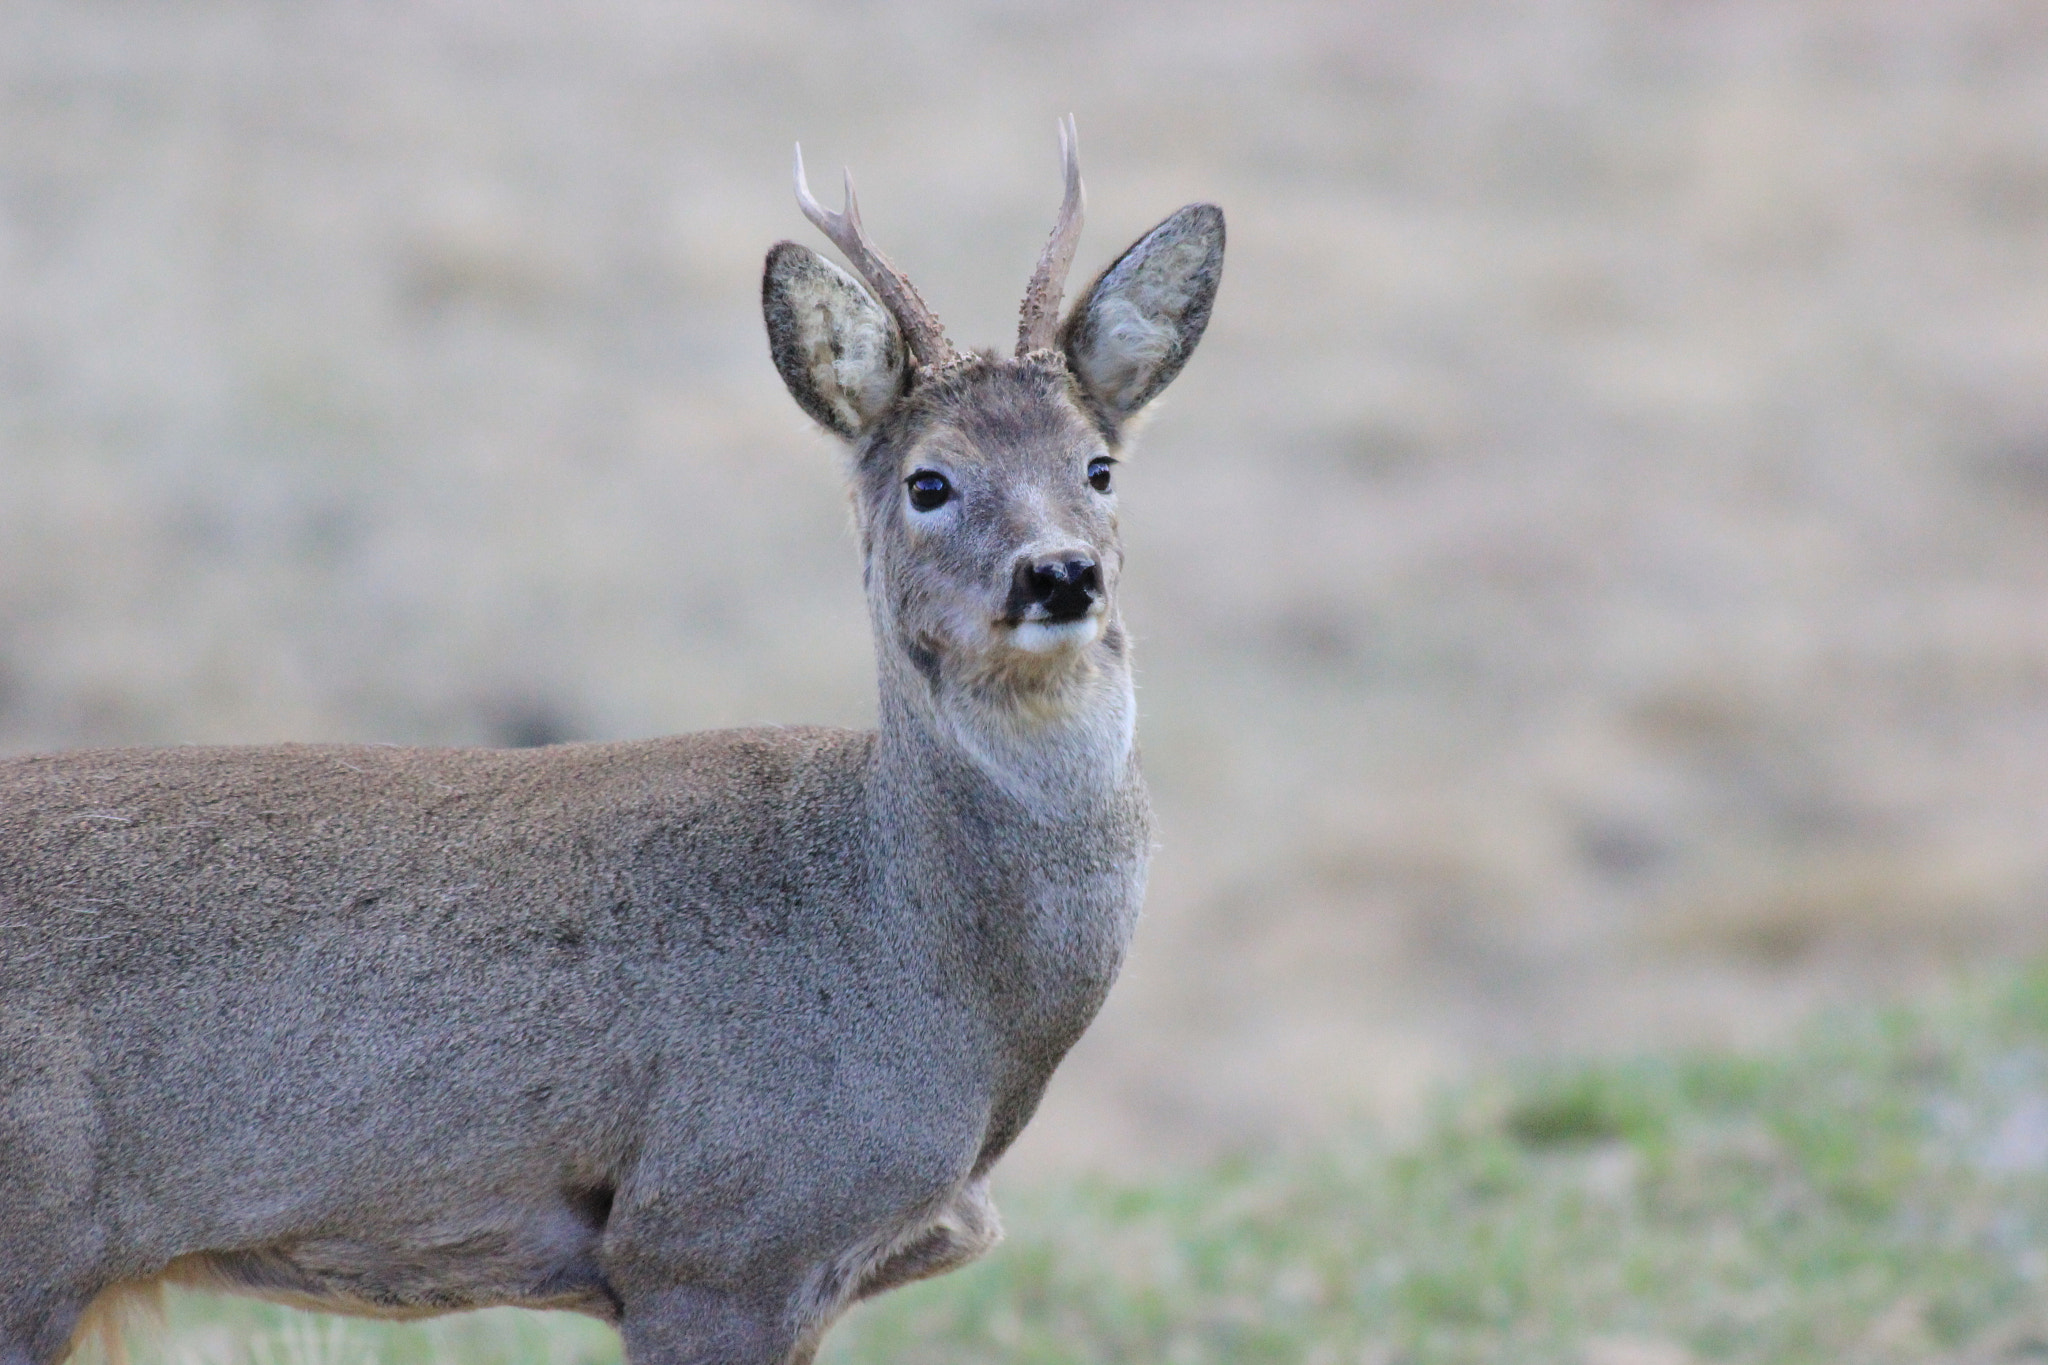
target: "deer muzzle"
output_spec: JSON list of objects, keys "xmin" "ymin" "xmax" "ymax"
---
[{"xmin": 1008, "ymin": 553, "xmax": 1102, "ymax": 626}]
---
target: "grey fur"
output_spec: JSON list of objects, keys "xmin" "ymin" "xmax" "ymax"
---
[{"xmin": 1, "ymin": 168, "xmax": 1222, "ymax": 1365}]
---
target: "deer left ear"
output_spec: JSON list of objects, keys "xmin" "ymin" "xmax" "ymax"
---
[{"xmin": 1061, "ymin": 203, "xmax": 1224, "ymax": 423}]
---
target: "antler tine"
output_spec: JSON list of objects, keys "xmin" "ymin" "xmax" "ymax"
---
[
  {"xmin": 1016, "ymin": 114, "xmax": 1086, "ymax": 357},
  {"xmin": 793, "ymin": 144, "xmax": 955, "ymax": 371}
]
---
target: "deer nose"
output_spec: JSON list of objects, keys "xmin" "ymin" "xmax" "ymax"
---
[{"xmin": 1012, "ymin": 554, "xmax": 1101, "ymax": 624}]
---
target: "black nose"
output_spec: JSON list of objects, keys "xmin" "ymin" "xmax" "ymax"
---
[{"xmin": 1012, "ymin": 555, "xmax": 1101, "ymax": 624}]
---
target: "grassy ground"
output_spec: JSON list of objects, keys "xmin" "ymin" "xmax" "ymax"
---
[{"xmin": 129, "ymin": 965, "xmax": 2048, "ymax": 1365}]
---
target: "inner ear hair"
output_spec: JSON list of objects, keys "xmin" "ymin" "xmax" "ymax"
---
[
  {"xmin": 1061, "ymin": 203, "xmax": 1224, "ymax": 422},
  {"xmin": 762, "ymin": 241, "xmax": 907, "ymax": 438}
]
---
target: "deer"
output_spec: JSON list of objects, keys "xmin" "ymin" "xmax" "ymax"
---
[{"xmin": 0, "ymin": 118, "xmax": 1223, "ymax": 1365}]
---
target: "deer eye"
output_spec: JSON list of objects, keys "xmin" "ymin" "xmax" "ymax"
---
[
  {"xmin": 906, "ymin": 470, "xmax": 952, "ymax": 512},
  {"xmin": 1087, "ymin": 457, "xmax": 1115, "ymax": 493}
]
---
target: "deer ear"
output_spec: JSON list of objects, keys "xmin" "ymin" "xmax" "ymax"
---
[
  {"xmin": 1061, "ymin": 204, "xmax": 1224, "ymax": 422},
  {"xmin": 763, "ymin": 241, "xmax": 907, "ymax": 437}
]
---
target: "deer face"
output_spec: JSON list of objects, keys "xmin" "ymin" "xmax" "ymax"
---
[
  {"xmin": 855, "ymin": 359, "xmax": 1124, "ymax": 693},
  {"xmin": 761, "ymin": 126, "xmax": 1223, "ymax": 704}
]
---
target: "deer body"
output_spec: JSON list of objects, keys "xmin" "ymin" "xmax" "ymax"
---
[{"xmin": 0, "ymin": 123, "xmax": 1221, "ymax": 1365}]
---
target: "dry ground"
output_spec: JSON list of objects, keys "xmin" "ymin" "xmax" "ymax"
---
[{"xmin": 5, "ymin": 0, "xmax": 2048, "ymax": 1176}]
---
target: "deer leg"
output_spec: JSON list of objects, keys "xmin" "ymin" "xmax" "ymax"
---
[
  {"xmin": 0, "ymin": 1287, "xmax": 87, "ymax": 1365},
  {"xmin": 616, "ymin": 1284, "xmax": 802, "ymax": 1365}
]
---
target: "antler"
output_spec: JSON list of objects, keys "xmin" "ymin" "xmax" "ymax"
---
[
  {"xmin": 1016, "ymin": 115, "xmax": 1086, "ymax": 357},
  {"xmin": 793, "ymin": 146, "xmax": 956, "ymax": 371}
]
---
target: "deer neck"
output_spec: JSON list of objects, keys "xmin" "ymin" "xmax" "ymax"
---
[
  {"xmin": 867, "ymin": 614, "xmax": 1150, "ymax": 1091},
  {"xmin": 870, "ymin": 618, "xmax": 1142, "ymax": 816}
]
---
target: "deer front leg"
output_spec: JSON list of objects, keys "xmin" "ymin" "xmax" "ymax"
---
[
  {"xmin": 616, "ymin": 1283, "xmax": 804, "ymax": 1365},
  {"xmin": 0, "ymin": 1284, "xmax": 88, "ymax": 1365}
]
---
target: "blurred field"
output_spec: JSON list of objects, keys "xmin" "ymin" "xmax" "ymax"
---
[
  {"xmin": 125, "ymin": 965, "xmax": 2048, "ymax": 1364},
  {"xmin": 7, "ymin": 1, "xmax": 2048, "ymax": 1174}
]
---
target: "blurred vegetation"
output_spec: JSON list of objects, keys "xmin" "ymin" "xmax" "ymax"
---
[{"xmin": 136, "ymin": 965, "xmax": 2048, "ymax": 1365}]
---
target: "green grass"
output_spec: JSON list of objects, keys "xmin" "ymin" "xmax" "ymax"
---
[{"xmin": 137, "ymin": 968, "xmax": 2048, "ymax": 1365}]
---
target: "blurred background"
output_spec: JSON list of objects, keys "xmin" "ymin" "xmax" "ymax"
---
[{"xmin": 5, "ymin": 0, "xmax": 2048, "ymax": 1179}]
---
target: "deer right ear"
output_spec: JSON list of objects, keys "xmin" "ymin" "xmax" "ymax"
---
[
  {"xmin": 1061, "ymin": 203, "xmax": 1224, "ymax": 425},
  {"xmin": 763, "ymin": 241, "xmax": 907, "ymax": 438}
]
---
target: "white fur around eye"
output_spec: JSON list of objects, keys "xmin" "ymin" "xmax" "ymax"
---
[{"xmin": 901, "ymin": 463, "xmax": 961, "ymax": 523}]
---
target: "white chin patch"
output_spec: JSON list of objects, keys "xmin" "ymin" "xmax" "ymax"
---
[{"xmin": 1008, "ymin": 615, "xmax": 1104, "ymax": 654}]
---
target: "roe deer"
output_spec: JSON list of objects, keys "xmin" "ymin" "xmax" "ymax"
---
[{"xmin": 0, "ymin": 118, "xmax": 1223, "ymax": 1365}]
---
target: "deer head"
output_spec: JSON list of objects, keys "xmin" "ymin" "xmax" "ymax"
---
[{"xmin": 762, "ymin": 121, "xmax": 1224, "ymax": 718}]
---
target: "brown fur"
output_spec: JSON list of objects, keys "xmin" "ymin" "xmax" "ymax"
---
[{"xmin": 1, "ymin": 153, "xmax": 1221, "ymax": 1365}]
